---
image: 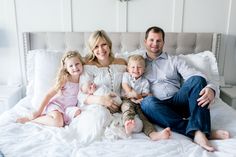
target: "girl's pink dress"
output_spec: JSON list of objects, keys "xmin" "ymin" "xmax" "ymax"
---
[{"xmin": 45, "ymin": 81, "xmax": 80, "ymax": 124}]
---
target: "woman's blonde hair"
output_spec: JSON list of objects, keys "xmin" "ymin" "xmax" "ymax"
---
[
  {"xmin": 54, "ymin": 50, "xmax": 84, "ymax": 91},
  {"xmin": 85, "ymin": 30, "xmax": 114, "ymax": 63}
]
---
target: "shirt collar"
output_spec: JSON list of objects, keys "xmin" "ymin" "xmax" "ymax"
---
[
  {"xmin": 129, "ymin": 73, "xmax": 142, "ymax": 82},
  {"xmin": 144, "ymin": 51, "xmax": 167, "ymax": 61}
]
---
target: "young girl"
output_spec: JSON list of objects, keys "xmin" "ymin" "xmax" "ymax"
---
[{"xmin": 17, "ymin": 51, "xmax": 84, "ymax": 127}]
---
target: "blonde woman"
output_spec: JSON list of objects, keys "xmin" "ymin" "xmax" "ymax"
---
[{"xmin": 71, "ymin": 30, "xmax": 126, "ymax": 143}]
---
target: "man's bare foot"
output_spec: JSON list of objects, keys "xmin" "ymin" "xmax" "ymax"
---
[
  {"xmin": 125, "ymin": 119, "xmax": 135, "ymax": 135},
  {"xmin": 149, "ymin": 127, "xmax": 171, "ymax": 141},
  {"xmin": 194, "ymin": 130, "xmax": 215, "ymax": 152},
  {"xmin": 16, "ymin": 117, "xmax": 31, "ymax": 124},
  {"xmin": 210, "ymin": 130, "xmax": 230, "ymax": 140}
]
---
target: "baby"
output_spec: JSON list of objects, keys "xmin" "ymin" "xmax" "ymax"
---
[{"xmin": 80, "ymin": 80, "xmax": 122, "ymax": 109}]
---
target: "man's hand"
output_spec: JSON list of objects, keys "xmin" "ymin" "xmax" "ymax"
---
[
  {"xmin": 101, "ymin": 93, "xmax": 120, "ymax": 113},
  {"xmin": 131, "ymin": 98, "xmax": 143, "ymax": 104},
  {"xmin": 197, "ymin": 87, "xmax": 215, "ymax": 108}
]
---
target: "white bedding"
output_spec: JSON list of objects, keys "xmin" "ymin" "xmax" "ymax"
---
[
  {"xmin": 1, "ymin": 32, "xmax": 235, "ymax": 157},
  {"xmin": 0, "ymin": 97, "xmax": 236, "ymax": 157}
]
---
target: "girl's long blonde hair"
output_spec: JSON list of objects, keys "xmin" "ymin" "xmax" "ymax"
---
[
  {"xmin": 85, "ymin": 30, "xmax": 114, "ymax": 63},
  {"xmin": 54, "ymin": 50, "xmax": 84, "ymax": 91}
]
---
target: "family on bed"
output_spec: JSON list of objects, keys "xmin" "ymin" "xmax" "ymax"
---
[{"xmin": 16, "ymin": 26, "xmax": 230, "ymax": 152}]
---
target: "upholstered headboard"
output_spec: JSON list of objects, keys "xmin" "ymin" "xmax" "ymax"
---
[
  {"xmin": 23, "ymin": 32, "xmax": 221, "ymax": 56},
  {"xmin": 22, "ymin": 32, "xmax": 221, "ymax": 85}
]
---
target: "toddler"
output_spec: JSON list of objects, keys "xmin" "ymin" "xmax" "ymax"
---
[{"xmin": 121, "ymin": 54, "xmax": 171, "ymax": 140}]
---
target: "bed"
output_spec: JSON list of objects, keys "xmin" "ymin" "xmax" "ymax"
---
[{"xmin": 0, "ymin": 32, "xmax": 236, "ymax": 157}]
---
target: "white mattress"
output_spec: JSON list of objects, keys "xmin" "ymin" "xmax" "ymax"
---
[{"xmin": 0, "ymin": 97, "xmax": 236, "ymax": 157}]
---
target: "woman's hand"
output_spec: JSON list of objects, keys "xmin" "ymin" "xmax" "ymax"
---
[
  {"xmin": 197, "ymin": 87, "xmax": 215, "ymax": 108},
  {"xmin": 100, "ymin": 93, "xmax": 120, "ymax": 113}
]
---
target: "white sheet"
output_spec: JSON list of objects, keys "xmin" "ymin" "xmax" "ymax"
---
[{"xmin": 0, "ymin": 97, "xmax": 236, "ymax": 157}]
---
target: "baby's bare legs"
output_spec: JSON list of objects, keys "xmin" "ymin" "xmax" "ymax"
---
[{"xmin": 149, "ymin": 127, "xmax": 171, "ymax": 141}]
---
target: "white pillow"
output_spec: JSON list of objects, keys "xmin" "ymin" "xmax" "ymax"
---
[
  {"xmin": 25, "ymin": 49, "xmax": 39, "ymax": 97},
  {"xmin": 29, "ymin": 50, "xmax": 64, "ymax": 109},
  {"xmin": 179, "ymin": 51, "xmax": 220, "ymax": 94},
  {"xmin": 115, "ymin": 49, "xmax": 146, "ymax": 60}
]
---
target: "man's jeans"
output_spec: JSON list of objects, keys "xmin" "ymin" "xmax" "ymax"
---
[{"xmin": 141, "ymin": 76, "xmax": 211, "ymax": 138}]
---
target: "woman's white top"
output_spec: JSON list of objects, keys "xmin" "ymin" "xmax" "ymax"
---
[
  {"xmin": 79, "ymin": 64, "xmax": 126, "ymax": 105},
  {"xmin": 85, "ymin": 64, "xmax": 126, "ymax": 95},
  {"xmin": 71, "ymin": 64, "xmax": 127, "ymax": 144}
]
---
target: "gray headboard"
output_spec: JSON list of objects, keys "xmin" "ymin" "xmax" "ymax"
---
[
  {"xmin": 23, "ymin": 32, "xmax": 221, "ymax": 56},
  {"xmin": 22, "ymin": 32, "xmax": 221, "ymax": 85}
]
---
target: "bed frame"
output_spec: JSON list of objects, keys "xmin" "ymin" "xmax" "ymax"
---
[
  {"xmin": 1, "ymin": 32, "xmax": 235, "ymax": 157},
  {"xmin": 22, "ymin": 32, "xmax": 221, "ymax": 84}
]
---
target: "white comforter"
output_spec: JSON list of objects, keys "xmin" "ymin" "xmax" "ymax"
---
[{"xmin": 0, "ymin": 97, "xmax": 236, "ymax": 157}]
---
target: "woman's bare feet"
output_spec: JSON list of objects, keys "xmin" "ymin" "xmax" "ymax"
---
[
  {"xmin": 16, "ymin": 117, "xmax": 31, "ymax": 124},
  {"xmin": 210, "ymin": 130, "xmax": 230, "ymax": 140},
  {"xmin": 194, "ymin": 130, "xmax": 215, "ymax": 152},
  {"xmin": 124, "ymin": 119, "xmax": 135, "ymax": 135},
  {"xmin": 149, "ymin": 127, "xmax": 171, "ymax": 141}
]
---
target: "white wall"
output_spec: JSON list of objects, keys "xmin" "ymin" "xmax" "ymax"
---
[
  {"xmin": 72, "ymin": 0, "xmax": 118, "ymax": 31},
  {"xmin": 0, "ymin": 0, "xmax": 21, "ymax": 85},
  {"xmin": 183, "ymin": 0, "xmax": 229, "ymax": 33},
  {"xmin": 0, "ymin": 0, "xmax": 236, "ymax": 85},
  {"xmin": 224, "ymin": 0, "xmax": 236, "ymax": 84}
]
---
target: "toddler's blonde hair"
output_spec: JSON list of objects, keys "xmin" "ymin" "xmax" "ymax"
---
[{"xmin": 127, "ymin": 54, "xmax": 145, "ymax": 68}]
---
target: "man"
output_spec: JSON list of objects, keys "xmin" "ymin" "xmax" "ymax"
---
[{"xmin": 141, "ymin": 26, "xmax": 230, "ymax": 151}]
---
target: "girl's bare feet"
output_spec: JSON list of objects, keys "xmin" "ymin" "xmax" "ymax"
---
[
  {"xmin": 16, "ymin": 117, "xmax": 31, "ymax": 124},
  {"xmin": 210, "ymin": 130, "xmax": 230, "ymax": 140},
  {"xmin": 74, "ymin": 109, "xmax": 81, "ymax": 118},
  {"xmin": 194, "ymin": 130, "xmax": 215, "ymax": 152},
  {"xmin": 125, "ymin": 119, "xmax": 135, "ymax": 135},
  {"xmin": 149, "ymin": 127, "xmax": 171, "ymax": 141}
]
